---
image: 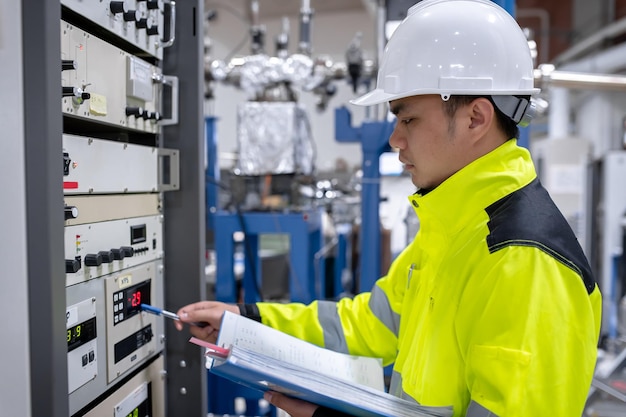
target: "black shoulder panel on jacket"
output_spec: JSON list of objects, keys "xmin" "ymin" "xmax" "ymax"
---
[{"xmin": 484, "ymin": 178, "xmax": 595, "ymax": 294}]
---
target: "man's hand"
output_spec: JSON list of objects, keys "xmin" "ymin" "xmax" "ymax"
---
[
  {"xmin": 264, "ymin": 391, "xmax": 318, "ymax": 417},
  {"xmin": 174, "ymin": 301, "xmax": 239, "ymax": 343}
]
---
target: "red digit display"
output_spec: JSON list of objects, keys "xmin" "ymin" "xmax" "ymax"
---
[
  {"xmin": 131, "ymin": 290, "xmax": 141, "ymax": 307},
  {"xmin": 122, "ymin": 281, "xmax": 151, "ymax": 319}
]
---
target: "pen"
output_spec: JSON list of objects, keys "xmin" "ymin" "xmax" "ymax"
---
[{"xmin": 140, "ymin": 304, "xmax": 210, "ymax": 328}]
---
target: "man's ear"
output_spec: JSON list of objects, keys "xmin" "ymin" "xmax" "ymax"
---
[{"xmin": 468, "ymin": 97, "xmax": 494, "ymax": 134}]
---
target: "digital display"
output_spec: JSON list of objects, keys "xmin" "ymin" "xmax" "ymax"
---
[
  {"xmin": 130, "ymin": 224, "xmax": 147, "ymax": 244},
  {"xmin": 67, "ymin": 317, "xmax": 97, "ymax": 352},
  {"xmin": 124, "ymin": 280, "xmax": 151, "ymax": 317}
]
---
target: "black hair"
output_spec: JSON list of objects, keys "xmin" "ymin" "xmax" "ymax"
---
[{"xmin": 441, "ymin": 95, "xmax": 523, "ymax": 140}]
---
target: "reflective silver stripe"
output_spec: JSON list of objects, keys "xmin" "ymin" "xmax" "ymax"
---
[
  {"xmin": 466, "ymin": 401, "xmax": 499, "ymax": 417},
  {"xmin": 317, "ymin": 300, "xmax": 349, "ymax": 354},
  {"xmin": 389, "ymin": 370, "xmax": 420, "ymax": 403},
  {"xmin": 369, "ymin": 284, "xmax": 400, "ymax": 337}
]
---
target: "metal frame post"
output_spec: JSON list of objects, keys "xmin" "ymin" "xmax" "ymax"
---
[{"xmin": 162, "ymin": 1, "xmax": 208, "ymax": 415}]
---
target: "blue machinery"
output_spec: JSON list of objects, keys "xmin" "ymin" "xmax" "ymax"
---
[{"xmin": 206, "ymin": 117, "xmax": 325, "ymax": 305}]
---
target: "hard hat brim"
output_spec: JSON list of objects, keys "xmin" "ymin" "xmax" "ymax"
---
[
  {"xmin": 350, "ymin": 87, "xmax": 541, "ymax": 107},
  {"xmin": 349, "ymin": 88, "xmax": 392, "ymax": 107}
]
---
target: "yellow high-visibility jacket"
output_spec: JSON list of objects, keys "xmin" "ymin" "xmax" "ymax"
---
[{"xmin": 249, "ymin": 140, "xmax": 602, "ymax": 416}]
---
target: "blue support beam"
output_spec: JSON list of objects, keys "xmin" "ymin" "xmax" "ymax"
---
[{"xmin": 335, "ymin": 106, "xmax": 394, "ymax": 293}]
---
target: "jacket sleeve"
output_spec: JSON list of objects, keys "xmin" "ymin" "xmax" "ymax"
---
[
  {"xmin": 250, "ymin": 243, "xmax": 417, "ymax": 364},
  {"xmin": 455, "ymin": 246, "xmax": 601, "ymax": 417}
]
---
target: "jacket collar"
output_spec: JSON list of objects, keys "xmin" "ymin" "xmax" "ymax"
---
[{"xmin": 407, "ymin": 139, "xmax": 537, "ymax": 236}]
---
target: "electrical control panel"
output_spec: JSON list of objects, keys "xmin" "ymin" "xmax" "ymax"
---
[
  {"xmin": 65, "ymin": 214, "xmax": 164, "ymax": 286},
  {"xmin": 62, "ymin": 134, "xmax": 179, "ymax": 194},
  {"xmin": 66, "ymin": 261, "xmax": 165, "ymax": 415},
  {"xmin": 59, "ymin": 0, "xmax": 180, "ymax": 414},
  {"xmin": 67, "ymin": 297, "xmax": 98, "ymax": 395},
  {"xmin": 104, "ymin": 261, "xmax": 164, "ymax": 383},
  {"xmin": 60, "ymin": 20, "xmax": 178, "ymax": 132},
  {"xmin": 81, "ymin": 355, "xmax": 166, "ymax": 417},
  {"xmin": 60, "ymin": 0, "xmax": 172, "ymax": 60}
]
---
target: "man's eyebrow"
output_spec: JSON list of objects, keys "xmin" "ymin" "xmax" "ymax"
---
[{"xmin": 389, "ymin": 102, "xmax": 404, "ymax": 116}]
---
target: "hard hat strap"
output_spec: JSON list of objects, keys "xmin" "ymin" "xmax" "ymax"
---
[{"xmin": 490, "ymin": 95, "xmax": 530, "ymax": 125}]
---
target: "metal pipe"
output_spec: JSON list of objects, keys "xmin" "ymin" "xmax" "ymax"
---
[
  {"xmin": 298, "ymin": 0, "xmax": 313, "ymax": 55},
  {"xmin": 517, "ymin": 8, "xmax": 550, "ymax": 65},
  {"xmin": 552, "ymin": 15, "xmax": 626, "ymax": 66},
  {"xmin": 537, "ymin": 66, "xmax": 626, "ymax": 91}
]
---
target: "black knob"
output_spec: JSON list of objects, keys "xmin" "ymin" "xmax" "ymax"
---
[
  {"xmin": 109, "ymin": 1, "xmax": 127, "ymax": 14},
  {"xmin": 123, "ymin": 10, "xmax": 138, "ymax": 22},
  {"xmin": 80, "ymin": 92, "xmax": 90, "ymax": 100},
  {"xmin": 136, "ymin": 18, "xmax": 148, "ymax": 29},
  {"xmin": 141, "ymin": 110, "xmax": 153, "ymax": 120},
  {"xmin": 62, "ymin": 60, "xmax": 77, "ymax": 71},
  {"xmin": 149, "ymin": 111, "xmax": 161, "ymax": 121},
  {"xmin": 146, "ymin": 25, "xmax": 159, "ymax": 36},
  {"xmin": 111, "ymin": 248, "xmax": 125, "ymax": 260},
  {"xmin": 63, "ymin": 152, "xmax": 71, "ymax": 176},
  {"xmin": 98, "ymin": 250, "xmax": 114, "ymax": 263},
  {"xmin": 147, "ymin": 0, "xmax": 159, "ymax": 10},
  {"xmin": 121, "ymin": 246, "xmax": 135, "ymax": 257},
  {"xmin": 65, "ymin": 259, "xmax": 81, "ymax": 273},
  {"xmin": 84, "ymin": 253, "xmax": 102, "ymax": 267},
  {"xmin": 125, "ymin": 106, "xmax": 143, "ymax": 118},
  {"xmin": 64, "ymin": 206, "xmax": 79, "ymax": 220},
  {"xmin": 62, "ymin": 86, "xmax": 80, "ymax": 97}
]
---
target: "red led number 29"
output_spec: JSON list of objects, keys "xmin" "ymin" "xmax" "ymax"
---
[{"xmin": 130, "ymin": 291, "xmax": 141, "ymax": 307}]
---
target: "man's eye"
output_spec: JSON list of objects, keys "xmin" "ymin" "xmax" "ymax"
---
[{"xmin": 402, "ymin": 118, "xmax": 413, "ymax": 125}]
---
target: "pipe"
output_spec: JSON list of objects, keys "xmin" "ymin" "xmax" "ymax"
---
[
  {"xmin": 517, "ymin": 8, "xmax": 550, "ymax": 64},
  {"xmin": 552, "ymin": 15, "xmax": 626, "ymax": 66},
  {"xmin": 298, "ymin": 0, "xmax": 313, "ymax": 55},
  {"xmin": 536, "ymin": 67, "xmax": 626, "ymax": 91}
]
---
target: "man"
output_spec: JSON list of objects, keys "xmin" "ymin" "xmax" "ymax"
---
[{"xmin": 176, "ymin": 0, "xmax": 602, "ymax": 416}]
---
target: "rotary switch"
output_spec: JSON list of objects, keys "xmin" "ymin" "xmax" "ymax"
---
[
  {"xmin": 121, "ymin": 246, "xmax": 135, "ymax": 257},
  {"xmin": 146, "ymin": 25, "xmax": 159, "ymax": 36},
  {"xmin": 136, "ymin": 18, "xmax": 148, "ymax": 29},
  {"xmin": 98, "ymin": 250, "xmax": 115, "ymax": 264},
  {"xmin": 64, "ymin": 205, "xmax": 79, "ymax": 220},
  {"xmin": 109, "ymin": 1, "xmax": 127, "ymax": 14},
  {"xmin": 62, "ymin": 60, "xmax": 77, "ymax": 71},
  {"xmin": 84, "ymin": 253, "xmax": 103, "ymax": 267},
  {"xmin": 65, "ymin": 258, "xmax": 81, "ymax": 273},
  {"xmin": 126, "ymin": 106, "xmax": 144, "ymax": 118}
]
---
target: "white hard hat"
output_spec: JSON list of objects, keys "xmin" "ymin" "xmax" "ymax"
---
[{"xmin": 351, "ymin": 0, "xmax": 540, "ymax": 107}]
